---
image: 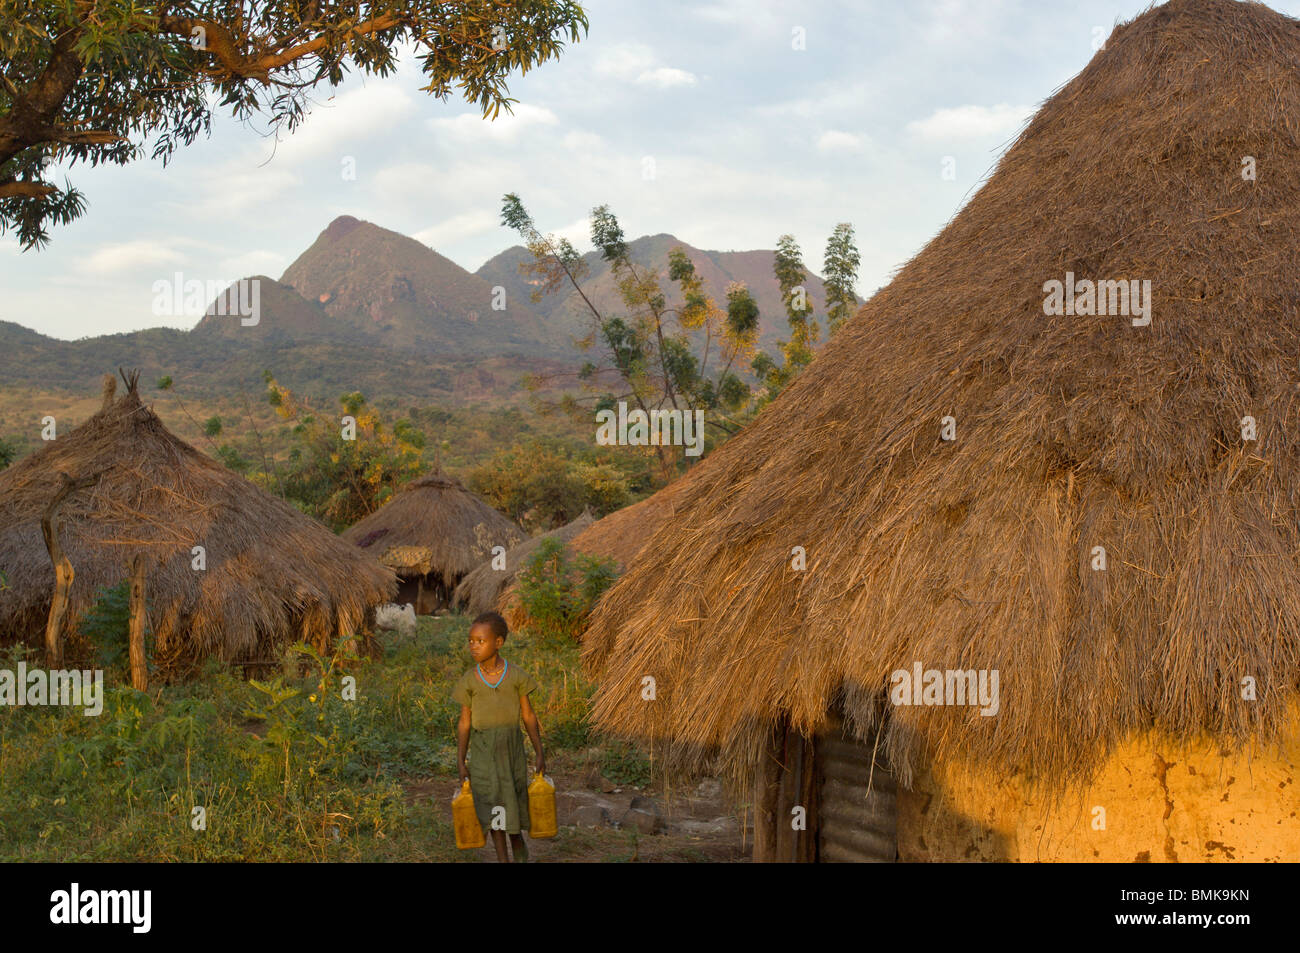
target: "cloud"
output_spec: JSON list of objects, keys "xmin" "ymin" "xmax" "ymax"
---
[
  {"xmin": 905, "ymin": 103, "xmax": 1033, "ymax": 141},
  {"xmin": 636, "ymin": 68, "xmax": 698, "ymax": 89},
  {"xmin": 82, "ymin": 240, "xmax": 186, "ymax": 276},
  {"xmin": 269, "ymin": 84, "xmax": 419, "ymax": 164},
  {"xmin": 218, "ymin": 249, "xmax": 289, "ymax": 279},
  {"xmin": 413, "ymin": 210, "xmax": 502, "ymax": 249},
  {"xmin": 427, "ymin": 103, "xmax": 559, "ymax": 142},
  {"xmin": 817, "ymin": 130, "xmax": 870, "ymax": 153},
  {"xmin": 593, "ymin": 43, "xmax": 697, "ymax": 88}
]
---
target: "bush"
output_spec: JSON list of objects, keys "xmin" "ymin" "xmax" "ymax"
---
[{"xmin": 515, "ymin": 538, "xmax": 618, "ymax": 642}]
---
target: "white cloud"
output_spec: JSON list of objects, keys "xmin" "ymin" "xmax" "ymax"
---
[
  {"xmin": 269, "ymin": 83, "xmax": 418, "ymax": 164},
  {"xmin": 218, "ymin": 249, "xmax": 288, "ymax": 279},
  {"xmin": 413, "ymin": 210, "xmax": 501, "ymax": 250},
  {"xmin": 636, "ymin": 67, "xmax": 697, "ymax": 89},
  {"xmin": 593, "ymin": 43, "xmax": 696, "ymax": 89},
  {"xmin": 82, "ymin": 240, "xmax": 185, "ymax": 275},
  {"xmin": 817, "ymin": 130, "xmax": 870, "ymax": 153},
  {"xmin": 427, "ymin": 103, "xmax": 559, "ymax": 142},
  {"xmin": 905, "ymin": 103, "xmax": 1033, "ymax": 141}
]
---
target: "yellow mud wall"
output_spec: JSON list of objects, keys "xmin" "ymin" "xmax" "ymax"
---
[{"xmin": 897, "ymin": 707, "xmax": 1300, "ymax": 862}]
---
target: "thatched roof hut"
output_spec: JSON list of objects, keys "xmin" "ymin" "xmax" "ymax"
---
[
  {"xmin": 584, "ymin": 0, "xmax": 1300, "ymax": 862},
  {"xmin": 0, "ymin": 375, "xmax": 397, "ymax": 674},
  {"xmin": 342, "ymin": 473, "xmax": 524, "ymax": 614},
  {"xmin": 453, "ymin": 509, "xmax": 596, "ymax": 618}
]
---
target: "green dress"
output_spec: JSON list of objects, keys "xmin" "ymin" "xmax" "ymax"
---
[{"xmin": 452, "ymin": 661, "xmax": 538, "ymax": 835}]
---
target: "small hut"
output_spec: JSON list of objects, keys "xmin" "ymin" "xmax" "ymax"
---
[
  {"xmin": 0, "ymin": 374, "xmax": 397, "ymax": 675},
  {"xmin": 453, "ymin": 509, "xmax": 595, "ymax": 618},
  {"xmin": 584, "ymin": 0, "xmax": 1300, "ymax": 862},
  {"xmin": 343, "ymin": 473, "xmax": 524, "ymax": 614}
]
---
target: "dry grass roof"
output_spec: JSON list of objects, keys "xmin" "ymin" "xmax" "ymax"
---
[
  {"xmin": 585, "ymin": 0, "xmax": 1300, "ymax": 790},
  {"xmin": 0, "ymin": 375, "xmax": 397, "ymax": 673},
  {"xmin": 342, "ymin": 473, "xmax": 524, "ymax": 582},
  {"xmin": 453, "ymin": 509, "xmax": 596, "ymax": 618}
]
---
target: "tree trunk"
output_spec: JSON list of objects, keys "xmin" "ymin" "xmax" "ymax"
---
[
  {"xmin": 41, "ymin": 472, "xmax": 96, "ymax": 668},
  {"xmin": 128, "ymin": 552, "xmax": 148, "ymax": 691}
]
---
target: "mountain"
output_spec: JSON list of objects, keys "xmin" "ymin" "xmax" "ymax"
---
[
  {"xmin": 272, "ymin": 215, "xmax": 565, "ymax": 355},
  {"xmin": 1, "ymin": 217, "xmax": 836, "ymax": 411},
  {"xmin": 476, "ymin": 234, "xmax": 836, "ymax": 351}
]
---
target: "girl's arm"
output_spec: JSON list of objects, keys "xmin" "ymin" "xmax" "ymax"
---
[
  {"xmin": 520, "ymin": 694, "xmax": 545, "ymax": 776},
  {"xmin": 457, "ymin": 704, "xmax": 472, "ymax": 783}
]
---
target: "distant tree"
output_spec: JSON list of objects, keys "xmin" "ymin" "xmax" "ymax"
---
[
  {"xmin": 0, "ymin": 435, "xmax": 17, "ymax": 468},
  {"xmin": 823, "ymin": 223, "xmax": 862, "ymax": 335},
  {"xmin": 265, "ymin": 375, "xmax": 425, "ymax": 529},
  {"xmin": 468, "ymin": 440, "xmax": 632, "ymax": 532},
  {"xmin": 502, "ymin": 194, "xmax": 759, "ymax": 481},
  {"xmin": 2, "ymin": 1, "xmax": 588, "ymax": 248},
  {"xmin": 751, "ymin": 234, "xmax": 818, "ymax": 400}
]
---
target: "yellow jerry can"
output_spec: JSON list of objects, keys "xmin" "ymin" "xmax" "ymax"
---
[
  {"xmin": 452, "ymin": 779, "xmax": 486, "ymax": 849},
  {"xmin": 528, "ymin": 773, "xmax": 558, "ymax": 839}
]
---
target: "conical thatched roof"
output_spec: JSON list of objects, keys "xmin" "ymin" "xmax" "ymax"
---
[
  {"xmin": 586, "ymin": 0, "xmax": 1300, "ymax": 789},
  {"xmin": 342, "ymin": 473, "xmax": 524, "ymax": 581},
  {"xmin": 453, "ymin": 509, "xmax": 596, "ymax": 618},
  {"xmin": 0, "ymin": 376, "xmax": 397, "ymax": 672}
]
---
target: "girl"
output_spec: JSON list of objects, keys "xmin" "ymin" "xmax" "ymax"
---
[{"xmin": 453, "ymin": 611, "xmax": 545, "ymax": 862}]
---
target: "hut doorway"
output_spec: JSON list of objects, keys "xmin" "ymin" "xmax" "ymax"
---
[
  {"xmin": 755, "ymin": 702, "xmax": 899, "ymax": 862},
  {"xmin": 816, "ymin": 706, "xmax": 898, "ymax": 862}
]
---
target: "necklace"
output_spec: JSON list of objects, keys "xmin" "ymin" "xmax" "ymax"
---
[{"xmin": 477, "ymin": 659, "xmax": 507, "ymax": 688}]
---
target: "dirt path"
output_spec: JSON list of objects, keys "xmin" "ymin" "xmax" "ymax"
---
[{"xmin": 405, "ymin": 771, "xmax": 751, "ymax": 863}]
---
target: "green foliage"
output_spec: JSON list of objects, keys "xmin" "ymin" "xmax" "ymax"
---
[
  {"xmin": 467, "ymin": 440, "xmax": 638, "ymax": 531},
  {"xmin": 156, "ymin": 375, "xmax": 173, "ymax": 391},
  {"xmin": 823, "ymin": 223, "xmax": 862, "ymax": 335},
  {"xmin": 76, "ymin": 581, "xmax": 134, "ymax": 670},
  {"xmin": 0, "ymin": 613, "xmax": 623, "ymax": 861},
  {"xmin": 600, "ymin": 740, "xmax": 653, "ymax": 788},
  {"xmin": 203, "ymin": 416, "xmax": 223, "ymax": 438},
  {"xmin": 516, "ymin": 537, "xmax": 619, "ymax": 642},
  {"xmin": 0, "ymin": 435, "xmax": 16, "ymax": 468},
  {"xmin": 2, "ymin": 2, "xmax": 589, "ymax": 248}
]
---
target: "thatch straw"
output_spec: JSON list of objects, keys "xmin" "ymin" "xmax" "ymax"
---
[
  {"xmin": 453, "ymin": 509, "xmax": 595, "ymax": 618},
  {"xmin": 585, "ymin": 0, "xmax": 1300, "ymax": 792},
  {"xmin": 0, "ymin": 375, "xmax": 397, "ymax": 674},
  {"xmin": 342, "ymin": 473, "xmax": 524, "ymax": 587}
]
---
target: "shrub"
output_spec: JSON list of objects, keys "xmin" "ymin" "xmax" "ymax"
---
[{"xmin": 515, "ymin": 538, "xmax": 618, "ymax": 642}]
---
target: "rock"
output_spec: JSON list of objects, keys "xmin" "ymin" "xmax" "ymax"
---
[
  {"xmin": 695, "ymin": 778, "xmax": 723, "ymax": 800},
  {"xmin": 619, "ymin": 801, "xmax": 666, "ymax": 835},
  {"xmin": 570, "ymin": 805, "xmax": 611, "ymax": 828},
  {"xmin": 599, "ymin": 776, "xmax": 617, "ymax": 794},
  {"xmin": 677, "ymin": 816, "xmax": 739, "ymax": 836}
]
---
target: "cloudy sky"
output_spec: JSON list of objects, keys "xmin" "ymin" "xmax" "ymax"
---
[{"xmin": 6, "ymin": 0, "xmax": 1298, "ymax": 339}]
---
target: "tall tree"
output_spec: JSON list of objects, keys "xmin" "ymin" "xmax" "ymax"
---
[
  {"xmin": 751, "ymin": 233, "xmax": 818, "ymax": 400},
  {"xmin": 503, "ymin": 193, "xmax": 758, "ymax": 480},
  {"xmin": 1, "ymin": 1, "xmax": 588, "ymax": 247},
  {"xmin": 823, "ymin": 222, "xmax": 862, "ymax": 335}
]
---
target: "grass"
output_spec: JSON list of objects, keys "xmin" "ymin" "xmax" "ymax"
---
[{"xmin": 0, "ymin": 614, "xmax": 600, "ymax": 862}]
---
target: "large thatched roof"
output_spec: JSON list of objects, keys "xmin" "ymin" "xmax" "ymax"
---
[
  {"xmin": 453, "ymin": 509, "xmax": 595, "ymax": 618},
  {"xmin": 0, "ymin": 377, "xmax": 397, "ymax": 672},
  {"xmin": 586, "ymin": 0, "xmax": 1300, "ymax": 789},
  {"xmin": 342, "ymin": 473, "xmax": 524, "ymax": 581}
]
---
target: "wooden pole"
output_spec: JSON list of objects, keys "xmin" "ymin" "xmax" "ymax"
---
[
  {"xmin": 41, "ymin": 472, "xmax": 97, "ymax": 668},
  {"xmin": 128, "ymin": 552, "xmax": 148, "ymax": 691}
]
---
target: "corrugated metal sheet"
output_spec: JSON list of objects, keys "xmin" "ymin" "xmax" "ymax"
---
[{"xmin": 817, "ymin": 709, "xmax": 897, "ymax": 862}]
